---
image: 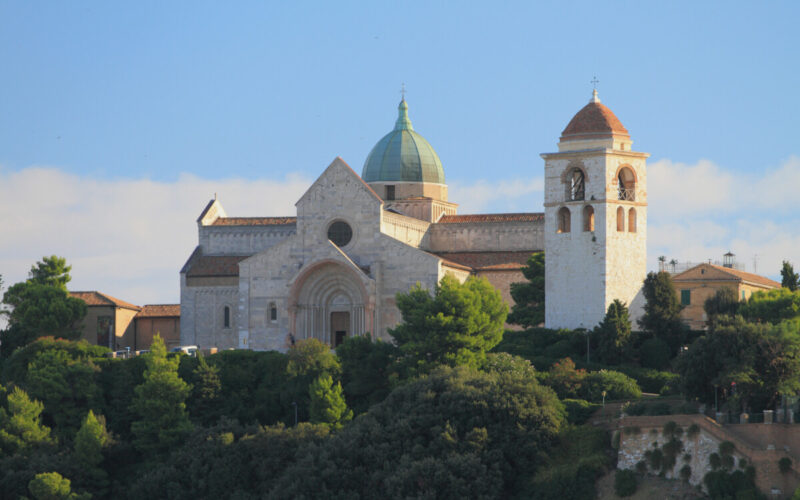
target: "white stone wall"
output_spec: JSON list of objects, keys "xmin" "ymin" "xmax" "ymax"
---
[
  {"xmin": 180, "ymin": 281, "xmax": 239, "ymax": 349},
  {"xmin": 380, "ymin": 211, "xmax": 431, "ymax": 248},
  {"xmin": 544, "ymin": 149, "xmax": 648, "ymax": 330},
  {"xmin": 200, "ymin": 224, "xmax": 295, "ymax": 255},
  {"xmin": 427, "ymin": 221, "xmax": 543, "ymax": 253}
]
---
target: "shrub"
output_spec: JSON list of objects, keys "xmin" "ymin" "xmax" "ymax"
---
[
  {"xmin": 639, "ymin": 337, "xmax": 672, "ymax": 370},
  {"xmin": 739, "ymin": 457, "xmax": 748, "ymax": 469},
  {"xmin": 687, "ymin": 423, "xmax": 700, "ymax": 438},
  {"xmin": 780, "ymin": 457, "xmax": 793, "ymax": 474},
  {"xmin": 562, "ymin": 399, "xmax": 601, "ymax": 425},
  {"xmin": 682, "ymin": 453, "xmax": 691, "ymax": 463},
  {"xmin": 614, "ymin": 469, "xmax": 637, "ymax": 497},
  {"xmin": 718, "ymin": 441, "xmax": 735, "ymax": 456},
  {"xmin": 580, "ymin": 370, "xmax": 641, "ymax": 402},
  {"xmin": 679, "ymin": 464, "xmax": 692, "ymax": 482},
  {"xmin": 709, "ymin": 452, "xmax": 721, "ymax": 470},
  {"xmin": 635, "ymin": 460, "xmax": 647, "ymax": 474},
  {"xmin": 616, "ymin": 366, "xmax": 679, "ymax": 395},
  {"xmin": 721, "ymin": 454, "xmax": 735, "ymax": 470},
  {"xmin": 646, "ymin": 448, "xmax": 663, "ymax": 471}
]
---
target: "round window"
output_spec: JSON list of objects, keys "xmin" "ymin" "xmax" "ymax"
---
[{"xmin": 327, "ymin": 221, "xmax": 353, "ymax": 247}]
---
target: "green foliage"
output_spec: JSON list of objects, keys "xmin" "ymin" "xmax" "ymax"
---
[
  {"xmin": 187, "ymin": 354, "xmax": 222, "ymax": 426},
  {"xmin": 718, "ymin": 440, "xmax": 735, "ymax": 456},
  {"xmin": 782, "ymin": 261, "xmax": 800, "ymax": 291},
  {"xmin": 336, "ymin": 335, "xmax": 398, "ymax": 414},
  {"xmin": 24, "ymin": 347, "xmax": 102, "ymax": 439},
  {"xmin": 73, "ymin": 410, "xmax": 110, "ymax": 496},
  {"xmin": 780, "ymin": 456, "xmax": 793, "ymax": 473},
  {"xmin": 709, "ymin": 452, "xmax": 721, "ymax": 470},
  {"xmin": 741, "ymin": 288, "xmax": 800, "ymax": 324},
  {"xmin": 687, "ymin": 423, "xmax": 700, "ymax": 438},
  {"xmin": 27, "ymin": 256, "xmax": 73, "ymax": 291},
  {"xmin": 704, "ymin": 287, "xmax": 741, "ymax": 326},
  {"xmin": 127, "ymin": 419, "xmax": 330, "ymax": 499},
  {"xmin": 639, "ymin": 337, "xmax": 671, "ymax": 370},
  {"xmin": 679, "ymin": 464, "xmax": 691, "ymax": 482},
  {"xmin": 308, "ymin": 374, "xmax": 352, "ymax": 430},
  {"xmin": 275, "ymin": 365, "xmax": 565, "ymax": 499},
  {"xmin": 639, "ymin": 271, "xmax": 686, "ymax": 355},
  {"xmin": 561, "ymin": 399, "xmax": 601, "ymax": 425},
  {"xmin": 593, "ymin": 299, "xmax": 631, "ymax": 365},
  {"xmin": 623, "ymin": 400, "xmax": 671, "ymax": 416},
  {"xmin": 1, "ymin": 284, "xmax": 87, "ymax": 356},
  {"xmin": 675, "ymin": 315, "xmax": 800, "ymax": 409},
  {"xmin": 541, "ymin": 357, "xmax": 585, "ymax": 399},
  {"xmin": 390, "ymin": 275, "xmax": 507, "ymax": 373},
  {"xmin": 0, "ymin": 386, "xmax": 55, "ymax": 454},
  {"xmin": 645, "ymin": 448, "xmax": 663, "ymax": 471},
  {"xmin": 529, "ymin": 426, "xmax": 609, "ymax": 500},
  {"xmin": 130, "ymin": 335, "xmax": 193, "ymax": 455},
  {"xmin": 704, "ymin": 470, "xmax": 764, "ymax": 500},
  {"xmin": 28, "ymin": 471, "xmax": 88, "ymax": 500},
  {"xmin": 580, "ymin": 369, "xmax": 641, "ymax": 402},
  {"xmin": 508, "ymin": 252, "xmax": 545, "ymax": 328},
  {"xmin": 614, "ymin": 469, "xmax": 637, "ymax": 497}
]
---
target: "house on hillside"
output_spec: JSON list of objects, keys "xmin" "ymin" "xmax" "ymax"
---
[
  {"xmin": 69, "ymin": 291, "xmax": 141, "ymax": 349},
  {"xmin": 671, "ymin": 263, "xmax": 780, "ymax": 330}
]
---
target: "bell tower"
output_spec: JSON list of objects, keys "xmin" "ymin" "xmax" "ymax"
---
[{"xmin": 542, "ymin": 90, "xmax": 649, "ymax": 329}]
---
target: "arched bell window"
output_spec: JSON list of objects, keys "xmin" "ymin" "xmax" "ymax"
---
[
  {"xmin": 569, "ymin": 169, "xmax": 585, "ymax": 201},
  {"xmin": 616, "ymin": 206, "xmax": 625, "ymax": 232},
  {"xmin": 628, "ymin": 208, "xmax": 637, "ymax": 233},
  {"xmin": 557, "ymin": 207, "xmax": 571, "ymax": 233},
  {"xmin": 617, "ymin": 167, "xmax": 636, "ymax": 201},
  {"xmin": 583, "ymin": 205, "xmax": 595, "ymax": 232}
]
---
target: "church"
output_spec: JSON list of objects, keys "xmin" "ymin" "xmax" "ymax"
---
[{"xmin": 179, "ymin": 90, "xmax": 648, "ymax": 350}]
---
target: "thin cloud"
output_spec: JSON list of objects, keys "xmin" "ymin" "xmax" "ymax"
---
[{"xmin": 0, "ymin": 166, "xmax": 311, "ymax": 306}]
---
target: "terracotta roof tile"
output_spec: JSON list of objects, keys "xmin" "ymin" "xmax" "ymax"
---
[
  {"xmin": 437, "ymin": 213, "xmax": 544, "ymax": 224},
  {"xmin": 212, "ymin": 217, "xmax": 296, "ymax": 226},
  {"xmin": 561, "ymin": 101, "xmax": 629, "ymax": 141},
  {"xmin": 433, "ymin": 251, "xmax": 537, "ymax": 271},
  {"xmin": 136, "ymin": 304, "xmax": 180, "ymax": 318},
  {"xmin": 70, "ymin": 291, "xmax": 141, "ymax": 311},
  {"xmin": 673, "ymin": 263, "xmax": 781, "ymax": 289}
]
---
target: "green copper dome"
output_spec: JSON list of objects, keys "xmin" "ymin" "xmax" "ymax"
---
[{"xmin": 362, "ymin": 100, "xmax": 445, "ymax": 184}]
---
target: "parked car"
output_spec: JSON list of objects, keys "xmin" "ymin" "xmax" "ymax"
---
[{"xmin": 170, "ymin": 345, "xmax": 198, "ymax": 357}]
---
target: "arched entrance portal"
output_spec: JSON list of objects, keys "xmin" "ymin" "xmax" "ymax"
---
[{"xmin": 289, "ymin": 261, "xmax": 372, "ymax": 347}]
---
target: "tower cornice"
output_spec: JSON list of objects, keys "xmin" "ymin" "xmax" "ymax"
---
[{"xmin": 540, "ymin": 149, "xmax": 650, "ymax": 160}]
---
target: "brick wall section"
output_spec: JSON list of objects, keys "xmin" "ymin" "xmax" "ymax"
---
[{"xmin": 618, "ymin": 414, "xmax": 800, "ymax": 498}]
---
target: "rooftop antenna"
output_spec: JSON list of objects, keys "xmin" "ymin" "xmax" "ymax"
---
[{"xmin": 753, "ymin": 254, "xmax": 758, "ymax": 274}]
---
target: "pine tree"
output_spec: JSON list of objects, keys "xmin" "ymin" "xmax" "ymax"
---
[
  {"xmin": 309, "ymin": 374, "xmax": 352, "ymax": 430},
  {"xmin": 130, "ymin": 334, "xmax": 193, "ymax": 455},
  {"xmin": 189, "ymin": 353, "xmax": 222, "ymax": 426},
  {"xmin": 28, "ymin": 471, "xmax": 89, "ymax": 500},
  {"xmin": 73, "ymin": 410, "xmax": 110, "ymax": 496},
  {"xmin": 781, "ymin": 261, "xmax": 799, "ymax": 291},
  {"xmin": 0, "ymin": 385, "xmax": 55, "ymax": 454},
  {"xmin": 593, "ymin": 299, "xmax": 632, "ymax": 365},
  {"xmin": 508, "ymin": 253, "xmax": 545, "ymax": 328},
  {"xmin": 639, "ymin": 271, "xmax": 686, "ymax": 355}
]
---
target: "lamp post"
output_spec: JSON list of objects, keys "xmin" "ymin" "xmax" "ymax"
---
[{"xmin": 602, "ymin": 390, "xmax": 607, "ymax": 409}]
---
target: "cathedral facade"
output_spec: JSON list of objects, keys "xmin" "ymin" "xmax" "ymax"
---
[{"xmin": 179, "ymin": 91, "xmax": 646, "ymax": 350}]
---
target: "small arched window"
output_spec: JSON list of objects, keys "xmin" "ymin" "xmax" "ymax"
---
[
  {"xmin": 223, "ymin": 306, "xmax": 231, "ymax": 328},
  {"xmin": 569, "ymin": 169, "xmax": 585, "ymax": 201},
  {"xmin": 628, "ymin": 208, "xmax": 637, "ymax": 233},
  {"xmin": 557, "ymin": 207, "xmax": 571, "ymax": 233},
  {"xmin": 617, "ymin": 167, "xmax": 636, "ymax": 201},
  {"xmin": 616, "ymin": 206, "xmax": 625, "ymax": 232},
  {"xmin": 582, "ymin": 205, "xmax": 594, "ymax": 232},
  {"xmin": 269, "ymin": 302, "xmax": 278, "ymax": 322}
]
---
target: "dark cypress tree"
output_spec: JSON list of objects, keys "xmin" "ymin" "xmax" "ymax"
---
[
  {"xmin": 507, "ymin": 252, "xmax": 545, "ymax": 328},
  {"xmin": 638, "ymin": 271, "xmax": 686, "ymax": 356}
]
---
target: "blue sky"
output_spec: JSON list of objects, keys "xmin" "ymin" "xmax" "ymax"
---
[{"xmin": 1, "ymin": 1, "xmax": 799, "ymax": 305}]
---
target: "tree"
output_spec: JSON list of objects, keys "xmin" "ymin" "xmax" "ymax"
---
[
  {"xmin": 639, "ymin": 272, "xmax": 686, "ymax": 355},
  {"xmin": 188, "ymin": 353, "xmax": 222, "ymax": 426},
  {"xmin": 130, "ymin": 334, "xmax": 193, "ymax": 455},
  {"xmin": 1, "ymin": 285, "xmax": 87, "ymax": 356},
  {"xmin": 0, "ymin": 386, "xmax": 55, "ymax": 454},
  {"xmin": 593, "ymin": 299, "xmax": 631, "ymax": 364},
  {"xmin": 72, "ymin": 410, "xmax": 110, "ymax": 496},
  {"xmin": 283, "ymin": 339, "xmax": 341, "ymax": 424},
  {"xmin": 27, "ymin": 472, "xmax": 88, "ymax": 500},
  {"xmin": 782, "ymin": 261, "xmax": 800, "ymax": 291},
  {"xmin": 508, "ymin": 252, "xmax": 545, "ymax": 328},
  {"xmin": 675, "ymin": 316, "xmax": 800, "ymax": 410},
  {"xmin": 389, "ymin": 275, "xmax": 507, "ymax": 373},
  {"xmin": 740, "ymin": 288, "xmax": 800, "ymax": 324},
  {"xmin": 704, "ymin": 287, "xmax": 740, "ymax": 326},
  {"xmin": 336, "ymin": 335, "xmax": 398, "ymax": 414},
  {"xmin": 28, "ymin": 256, "xmax": 72, "ymax": 291},
  {"xmin": 309, "ymin": 374, "xmax": 352, "ymax": 430}
]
